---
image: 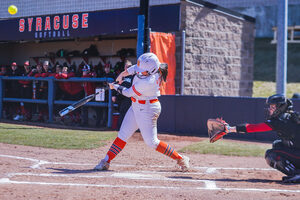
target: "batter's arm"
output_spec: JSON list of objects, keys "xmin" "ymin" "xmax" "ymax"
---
[
  {"xmin": 116, "ymin": 71, "xmax": 129, "ymax": 84},
  {"xmin": 109, "ymin": 82, "xmax": 141, "ymax": 98},
  {"xmin": 115, "ymin": 65, "xmax": 136, "ymax": 83}
]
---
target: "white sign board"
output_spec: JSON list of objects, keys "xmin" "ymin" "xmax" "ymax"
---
[{"xmin": 95, "ymin": 88, "xmax": 105, "ymax": 101}]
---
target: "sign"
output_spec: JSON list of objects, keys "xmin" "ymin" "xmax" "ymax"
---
[
  {"xmin": 95, "ymin": 88, "xmax": 105, "ymax": 101},
  {"xmin": 18, "ymin": 13, "xmax": 89, "ymax": 39},
  {"xmin": 0, "ymin": 4, "xmax": 180, "ymax": 41}
]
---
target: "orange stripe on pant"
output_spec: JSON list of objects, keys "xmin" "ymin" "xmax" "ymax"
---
[
  {"xmin": 156, "ymin": 141, "xmax": 182, "ymax": 160},
  {"xmin": 106, "ymin": 137, "xmax": 126, "ymax": 163}
]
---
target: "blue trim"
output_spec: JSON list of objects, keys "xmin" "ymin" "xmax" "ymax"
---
[
  {"xmin": 0, "ymin": 78, "xmax": 2, "ymax": 119},
  {"xmin": 0, "ymin": 76, "xmax": 115, "ymax": 127},
  {"xmin": 137, "ymin": 14, "xmax": 145, "ymax": 58},
  {"xmin": 0, "ymin": 4, "xmax": 180, "ymax": 42}
]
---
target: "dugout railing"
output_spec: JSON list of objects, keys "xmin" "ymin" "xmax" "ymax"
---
[{"xmin": 0, "ymin": 76, "xmax": 114, "ymax": 127}]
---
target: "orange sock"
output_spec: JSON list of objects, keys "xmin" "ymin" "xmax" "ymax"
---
[
  {"xmin": 156, "ymin": 141, "xmax": 182, "ymax": 160},
  {"xmin": 106, "ymin": 137, "xmax": 126, "ymax": 163}
]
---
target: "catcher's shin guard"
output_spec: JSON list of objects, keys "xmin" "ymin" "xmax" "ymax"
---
[{"xmin": 265, "ymin": 149, "xmax": 297, "ymax": 176}]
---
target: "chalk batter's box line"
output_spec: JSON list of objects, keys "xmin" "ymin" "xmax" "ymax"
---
[
  {"xmin": 1, "ymin": 154, "xmax": 300, "ymax": 194},
  {"xmin": 0, "ymin": 154, "xmax": 275, "ymax": 172}
]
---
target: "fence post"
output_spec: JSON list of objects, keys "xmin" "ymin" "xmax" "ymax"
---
[
  {"xmin": 48, "ymin": 77, "xmax": 54, "ymax": 123},
  {"xmin": 107, "ymin": 84, "xmax": 112, "ymax": 128},
  {"xmin": 0, "ymin": 77, "xmax": 2, "ymax": 119}
]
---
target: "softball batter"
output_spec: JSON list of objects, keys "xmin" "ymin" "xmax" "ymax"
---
[{"xmin": 94, "ymin": 52, "xmax": 190, "ymax": 171}]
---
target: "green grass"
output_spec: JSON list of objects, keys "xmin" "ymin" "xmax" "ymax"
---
[
  {"xmin": 253, "ymin": 81, "xmax": 300, "ymax": 98},
  {"xmin": 0, "ymin": 123, "xmax": 117, "ymax": 149},
  {"xmin": 180, "ymin": 139, "xmax": 270, "ymax": 157},
  {"xmin": 253, "ymin": 38, "xmax": 300, "ymax": 97}
]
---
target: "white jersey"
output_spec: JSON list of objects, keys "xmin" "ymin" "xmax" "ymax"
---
[{"xmin": 114, "ymin": 65, "xmax": 160, "ymax": 100}]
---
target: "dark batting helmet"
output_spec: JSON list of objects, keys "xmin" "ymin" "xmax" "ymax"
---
[{"xmin": 266, "ymin": 94, "xmax": 293, "ymax": 119}]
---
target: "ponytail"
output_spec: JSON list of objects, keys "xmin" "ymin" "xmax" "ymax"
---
[{"xmin": 159, "ymin": 63, "xmax": 168, "ymax": 82}]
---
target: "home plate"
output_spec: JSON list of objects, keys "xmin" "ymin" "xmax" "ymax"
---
[{"xmin": 111, "ymin": 173, "xmax": 155, "ymax": 179}]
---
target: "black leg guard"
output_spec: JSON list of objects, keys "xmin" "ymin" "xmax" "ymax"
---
[
  {"xmin": 272, "ymin": 140, "xmax": 284, "ymax": 149},
  {"xmin": 265, "ymin": 149, "xmax": 297, "ymax": 176}
]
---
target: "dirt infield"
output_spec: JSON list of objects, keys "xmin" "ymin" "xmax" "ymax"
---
[{"xmin": 0, "ymin": 133, "xmax": 300, "ymax": 200}]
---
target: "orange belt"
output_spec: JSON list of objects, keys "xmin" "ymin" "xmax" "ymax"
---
[{"xmin": 131, "ymin": 97, "xmax": 158, "ymax": 104}]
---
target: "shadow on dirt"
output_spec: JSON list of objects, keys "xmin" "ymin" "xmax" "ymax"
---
[
  {"xmin": 168, "ymin": 176, "xmax": 292, "ymax": 184},
  {"xmin": 48, "ymin": 167, "xmax": 110, "ymax": 174},
  {"xmin": 209, "ymin": 178, "xmax": 300, "ymax": 185},
  {"xmin": 208, "ymin": 178, "xmax": 280, "ymax": 184}
]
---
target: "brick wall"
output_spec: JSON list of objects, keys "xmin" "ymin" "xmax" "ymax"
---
[{"xmin": 176, "ymin": 1, "xmax": 255, "ymax": 96}]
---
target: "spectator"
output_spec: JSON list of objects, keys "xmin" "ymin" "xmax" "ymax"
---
[
  {"xmin": 82, "ymin": 65, "xmax": 96, "ymax": 95},
  {"xmin": 0, "ymin": 65, "xmax": 9, "ymax": 118},
  {"xmin": 77, "ymin": 61, "xmax": 85, "ymax": 77},
  {"xmin": 52, "ymin": 64, "xmax": 65, "ymax": 121},
  {"xmin": 96, "ymin": 63, "xmax": 115, "ymax": 127},
  {"xmin": 0, "ymin": 65, "xmax": 7, "ymax": 76},
  {"xmin": 14, "ymin": 61, "xmax": 35, "ymax": 121},
  {"xmin": 6, "ymin": 62, "xmax": 21, "ymax": 119},
  {"xmin": 42, "ymin": 60, "xmax": 52, "ymax": 76},
  {"xmin": 53, "ymin": 64, "xmax": 63, "ymax": 100},
  {"xmin": 113, "ymin": 55, "xmax": 126, "ymax": 76},
  {"xmin": 37, "ymin": 60, "xmax": 52, "ymax": 100},
  {"xmin": 102, "ymin": 63, "xmax": 115, "ymax": 79},
  {"xmin": 7, "ymin": 62, "xmax": 21, "ymax": 97},
  {"xmin": 34, "ymin": 63, "xmax": 48, "ymax": 122},
  {"xmin": 81, "ymin": 64, "xmax": 96, "ymax": 126},
  {"xmin": 94, "ymin": 61, "xmax": 104, "ymax": 77},
  {"xmin": 69, "ymin": 62, "xmax": 77, "ymax": 75},
  {"xmin": 34, "ymin": 63, "xmax": 45, "ymax": 99},
  {"xmin": 112, "ymin": 59, "xmax": 134, "ymax": 130},
  {"xmin": 55, "ymin": 65, "xmax": 84, "ymax": 125}
]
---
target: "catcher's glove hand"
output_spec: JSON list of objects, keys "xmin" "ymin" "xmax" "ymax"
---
[{"xmin": 207, "ymin": 118, "xmax": 230, "ymax": 143}]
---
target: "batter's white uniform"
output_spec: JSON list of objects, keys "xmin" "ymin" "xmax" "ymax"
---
[{"xmin": 113, "ymin": 65, "xmax": 161, "ymax": 149}]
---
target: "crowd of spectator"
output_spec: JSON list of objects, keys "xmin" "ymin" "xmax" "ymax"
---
[{"xmin": 0, "ymin": 55, "xmax": 133, "ymax": 128}]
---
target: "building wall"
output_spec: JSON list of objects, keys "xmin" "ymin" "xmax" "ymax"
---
[
  {"xmin": 177, "ymin": 1, "xmax": 255, "ymax": 96},
  {"xmin": 205, "ymin": 0, "xmax": 300, "ymax": 7},
  {"xmin": 207, "ymin": 0, "xmax": 300, "ymax": 37}
]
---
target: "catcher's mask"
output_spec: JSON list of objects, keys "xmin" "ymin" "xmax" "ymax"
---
[{"xmin": 265, "ymin": 94, "xmax": 293, "ymax": 119}]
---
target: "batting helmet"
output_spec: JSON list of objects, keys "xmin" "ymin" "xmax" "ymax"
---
[{"xmin": 135, "ymin": 53, "xmax": 160, "ymax": 75}]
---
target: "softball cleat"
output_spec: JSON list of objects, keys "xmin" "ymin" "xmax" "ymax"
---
[
  {"xmin": 177, "ymin": 155, "xmax": 190, "ymax": 172},
  {"xmin": 94, "ymin": 159, "xmax": 110, "ymax": 171},
  {"xmin": 282, "ymin": 174, "xmax": 300, "ymax": 183}
]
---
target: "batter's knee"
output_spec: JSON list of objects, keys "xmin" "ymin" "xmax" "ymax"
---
[{"xmin": 144, "ymin": 138, "xmax": 160, "ymax": 149}]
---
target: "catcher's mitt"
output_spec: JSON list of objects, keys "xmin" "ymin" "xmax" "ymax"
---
[{"xmin": 207, "ymin": 118, "xmax": 229, "ymax": 143}]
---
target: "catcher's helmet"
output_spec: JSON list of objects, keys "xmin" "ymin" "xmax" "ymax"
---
[
  {"xmin": 266, "ymin": 94, "xmax": 293, "ymax": 119},
  {"xmin": 135, "ymin": 53, "xmax": 160, "ymax": 75}
]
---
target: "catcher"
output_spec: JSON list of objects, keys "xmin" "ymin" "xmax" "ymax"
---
[{"xmin": 207, "ymin": 94, "xmax": 300, "ymax": 183}]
